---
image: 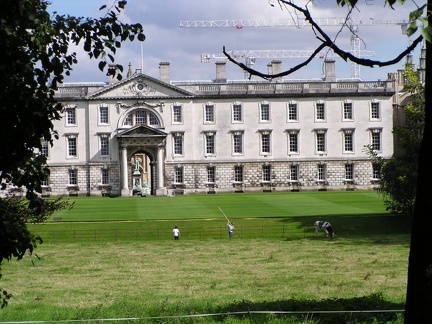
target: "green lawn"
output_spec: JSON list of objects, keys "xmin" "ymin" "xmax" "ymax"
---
[
  {"xmin": 1, "ymin": 191, "xmax": 410, "ymax": 323},
  {"xmin": 51, "ymin": 191, "xmax": 388, "ymax": 221}
]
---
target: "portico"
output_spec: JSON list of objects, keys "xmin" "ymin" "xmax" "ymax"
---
[{"xmin": 116, "ymin": 125, "xmax": 167, "ymax": 196}]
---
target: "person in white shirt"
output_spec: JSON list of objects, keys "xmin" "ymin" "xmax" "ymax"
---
[
  {"xmin": 227, "ymin": 222, "xmax": 235, "ymax": 239},
  {"xmin": 172, "ymin": 226, "xmax": 180, "ymax": 240}
]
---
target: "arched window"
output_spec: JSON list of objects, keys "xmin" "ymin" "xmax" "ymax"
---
[{"xmin": 122, "ymin": 109, "xmax": 161, "ymax": 127}]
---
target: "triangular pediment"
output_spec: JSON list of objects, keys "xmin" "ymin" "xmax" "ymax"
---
[
  {"xmin": 117, "ymin": 124, "xmax": 168, "ymax": 138},
  {"xmin": 88, "ymin": 73, "xmax": 194, "ymax": 99}
]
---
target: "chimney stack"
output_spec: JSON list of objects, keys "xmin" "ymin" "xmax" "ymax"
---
[
  {"xmin": 215, "ymin": 61, "xmax": 227, "ymax": 83},
  {"xmin": 271, "ymin": 60, "xmax": 282, "ymax": 82},
  {"xmin": 324, "ymin": 59, "xmax": 336, "ymax": 82},
  {"xmin": 159, "ymin": 61, "xmax": 170, "ymax": 83}
]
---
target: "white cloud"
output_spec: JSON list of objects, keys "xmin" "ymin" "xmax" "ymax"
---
[{"xmin": 49, "ymin": 0, "xmax": 424, "ymax": 83}]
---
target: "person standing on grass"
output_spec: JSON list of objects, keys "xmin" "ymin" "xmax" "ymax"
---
[
  {"xmin": 227, "ymin": 222, "xmax": 235, "ymax": 239},
  {"xmin": 172, "ymin": 226, "xmax": 180, "ymax": 240}
]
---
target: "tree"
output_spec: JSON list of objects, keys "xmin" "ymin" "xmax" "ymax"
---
[
  {"xmin": 0, "ymin": 0, "xmax": 144, "ymax": 307},
  {"xmin": 367, "ymin": 63, "xmax": 424, "ymax": 216},
  {"xmin": 225, "ymin": 1, "xmax": 432, "ymax": 322}
]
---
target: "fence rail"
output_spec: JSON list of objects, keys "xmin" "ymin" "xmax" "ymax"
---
[
  {"xmin": 32, "ymin": 224, "xmax": 409, "ymax": 243},
  {"xmin": 33, "ymin": 225, "xmax": 314, "ymax": 243}
]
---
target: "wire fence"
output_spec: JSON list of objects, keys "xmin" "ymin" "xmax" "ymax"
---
[
  {"xmin": 32, "ymin": 223, "xmax": 409, "ymax": 243},
  {"xmin": 33, "ymin": 224, "xmax": 315, "ymax": 243}
]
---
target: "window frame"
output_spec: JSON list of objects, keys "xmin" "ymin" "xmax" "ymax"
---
[
  {"xmin": 259, "ymin": 102, "xmax": 271, "ymax": 123},
  {"xmin": 66, "ymin": 135, "xmax": 78, "ymax": 158},
  {"xmin": 68, "ymin": 169, "xmax": 78, "ymax": 186},
  {"xmin": 99, "ymin": 105, "xmax": 109, "ymax": 125},
  {"xmin": 287, "ymin": 130, "xmax": 299, "ymax": 154},
  {"xmin": 342, "ymin": 129, "xmax": 355, "ymax": 153},
  {"xmin": 172, "ymin": 104, "xmax": 183, "ymax": 124},
  {"xmin": 204, "ymin": 103, "xmax": 215, "ymax": 124},
  {"xmin": 232, "ymin": 131, "xmax": 244, "ymax": 155},
  {"xmin": 315, "ymin": 101, "xmax": 326, "ymax": 122},
  {"xmin": 172, "ymin": 132, "xmax": 184, "ymax": 156},
  {"xmin": 370, "ymin": 128, "xmax": 382, "ymax": 151},
  {"xmin": 259, "ymin": 130, "xmax": 272, "ymax": 156},
  {"xmin": 290, "ymin": 164, "xmax": 299, "ymax": 181},
  {"xmin": 65, "ymin": 106, "xmax": 77, "ymax": 126},
  {"xmin": 343, "ymin": 101, "xmax": 353, "ymax": 121},
  {"xmin": 370, "ymin": 100, "xmax": 381, "ymax": 120},
  {"xmin": 317, "ymin": 164, "xmax": 326, "ymax": 181},
  {"xmin": 287, "ymin": 102, "xmax": 298, "ymax": 122},
  {"xmin": 262, "ymin": 164, "xmax": 271, "ymax": 182},
  {"xmin": 204, "ymin": 132, "xmax": 216, "ymax": 156},
  {"xmin": 232, "ymin": 102, "xmax": 243, "ymax": 123},
  {"xmin": 99, "ymin": 134, "xmax": 110, "ymax": 156},
  {"xmin": 207, "ymin": 166, "xmax": 215, "ymax": 183},
  {"xmin": 101, "ymin": 168, "xmax": 109, "ymax": 185},
  {"xmin": 345, "ymin": 163, "xmax": 354, "ymax": 180},
  {"xmin": 314, "ymin": 129, "xmax": 327, "ymax": 154},
  {"xmin": 174, "ymin": 166, "xmax": 184, "ymax": 183},
  {"xmin": 234, "ymin": 165, "xmax": 244, "ymax": 182}
]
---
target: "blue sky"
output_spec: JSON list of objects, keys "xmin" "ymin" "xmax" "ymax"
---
[{"xmin": 48, "ymin": 0, "xmax": 423, "ymax": 83}]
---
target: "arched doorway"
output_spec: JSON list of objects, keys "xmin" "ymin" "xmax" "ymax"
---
[
  {"xmin": 117, "ymin": 124, "xmax": 167, "ymax": 197},
  {"xmin": 131, "ymin": 152, "xmax": 152, "ymax": 196}
]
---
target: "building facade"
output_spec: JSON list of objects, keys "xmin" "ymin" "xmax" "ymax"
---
[{"xmin": 42, "ymin": 59, "xmax": 396, "ymax": 197}]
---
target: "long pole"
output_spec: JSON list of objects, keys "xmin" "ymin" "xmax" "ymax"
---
[
  {"xmin": 218, "ymin": 206, "xmax": 241, "ymax": 238},
  {"xmin": 218, "ymin": 206, "xmax": 230, "ymax": 223}
]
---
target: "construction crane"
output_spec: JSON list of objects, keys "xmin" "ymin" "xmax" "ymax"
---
[
  {"xmin": 201, "ymin": 48, "xmax": 376, "ymax": 79},
  {"xmin": 180, "ymin": 17, "xmax": 408, "ymax": 79}
]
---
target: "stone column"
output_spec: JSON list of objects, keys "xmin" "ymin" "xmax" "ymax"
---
[
  {"xmin": 120, "ymin": 146, "xmax": 130, "ymax": 196},
  {"xmin": 155, "ymin": 144, "xmax": 167, "ymax": 196}
]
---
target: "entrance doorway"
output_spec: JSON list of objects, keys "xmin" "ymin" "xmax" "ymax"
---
[{"xmin": 132, "ymin": 153, "xmax": 152, "ymax": 196}]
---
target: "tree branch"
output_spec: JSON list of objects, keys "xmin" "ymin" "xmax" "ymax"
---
[{"xmin": 223, "ymin": 0, "xmax": 423, "ymax": 80}]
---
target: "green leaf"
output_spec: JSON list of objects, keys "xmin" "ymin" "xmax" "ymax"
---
[
  {"xmin": 98, "ymin": 61, "xmax": 106, "ymax": 71},
  {"xmin": 421, "ymin": 25, "xmax": 432, "ymax": 43}
]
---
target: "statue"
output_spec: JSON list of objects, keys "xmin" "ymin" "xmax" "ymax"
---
[{"xmin": 135, "ymin": 158, "xmax": 140, "ymax": 171}]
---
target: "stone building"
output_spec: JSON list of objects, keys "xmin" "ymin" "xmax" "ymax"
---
[{"xmin": 42, "ymin": 59, "xmax": 397, "ymax": 197}]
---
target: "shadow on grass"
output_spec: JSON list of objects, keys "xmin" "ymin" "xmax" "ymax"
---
[
  {"xmin": 275, "ymin": 214, "xmax": 412, "ymax": 240},
  {"xmin": 215, "ymin": 293, "xmax": 404, "ymax": 324}
]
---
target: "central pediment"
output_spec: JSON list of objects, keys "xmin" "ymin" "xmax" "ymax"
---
[
  {"xmin": 88, "ymin": 73, "xmax": 194, "ymax": 99},
  {"xmin": 117, "ymin": 124, "xmax": 168, "ymax": 138}
]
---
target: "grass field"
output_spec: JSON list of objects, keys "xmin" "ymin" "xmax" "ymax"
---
[{"xmin": 0, "ymin": 191, "xmax": 411, "ymax": 323}]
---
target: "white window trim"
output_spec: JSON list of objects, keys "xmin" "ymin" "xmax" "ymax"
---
[
  {"xmin": 341, "ymin": 128, "xmax": 355, "ymax": 154},
  {"xmin": 342, "ymin": 100, "xmax": 354, "ymax": 121},
  {"xmin": 259, "ymin": 101, "xmax": 271, "ymax": 123},
  {"xmin": 98, "ymin": 104, "xmax": 110, "ymax": 126},
  {"xmin": 314, "ymin": 129, "xmax": 327, "ymax": 155},
  {"xmin": 259, "ymin": 130, "xmax": 272, "ymax": 156},
  {"xmin": 314, "ymin": 100, "xmax": 326, "ymax": 123},
  {"xmin": 172, "ymin": 132, "xmax": 185, "ymax": 157},
  {"xmin": 172, "ymin": 103, "xmax": 184, "ymax": 125},
  {"xmin": 203, "ymin": 102, "xmax": 216, "ymax": 124},
  {"xmin": 65, "ymin": 134, "xmax": 78, "ymax": 159},
  {"xmin": 286, "ymin": 101, "xmax": 299, "ymax": 122},
  {"xmin": 203, "ymin": 131, "xmax": 216, "ymax": 157},
  {"xmin": 65, "ymin": 105, "xmax": 77, "ymax": 127},
  {"xmin": 286, "ymin": 129, "xmax": 300, "ymax": 155},
  {"xmin": 231, "ymin": 131, "xmax": 244, "ymax": 156},
  {"xmin": 370, "ymin": 99, "xmax": 382, "ymax": 121},
  {"xmin": 232, "ymin": 102, "xmax": 243, "ymax": 124}
]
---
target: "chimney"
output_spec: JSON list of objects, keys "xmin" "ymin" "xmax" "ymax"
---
[
  {"xmin": 324, "ymin": 59, "xmax": 336, "ymax": 82},
  {"xmin": 215, "ymin": 61, "xmax": 227, "ymax": 83},
  {"xmin": 271, "ymin": 60, "xmax": 282, "ymax": 82},
  {"xmin": 267, "ymin": 62, "xmax": 272, "ymax": 75},
  {"xmin": 159, "ymin": 61, "xmax": 170, "ymax": 83}
]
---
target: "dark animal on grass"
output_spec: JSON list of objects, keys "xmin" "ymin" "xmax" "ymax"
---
[{"xmin": 314, "ymin": 221, "xmax": 335, "ymax": 238}]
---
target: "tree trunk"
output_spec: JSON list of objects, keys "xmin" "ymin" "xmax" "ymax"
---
[{"xmin": 404, "ymin": 1, "xmax": 432, "ymax": 322}]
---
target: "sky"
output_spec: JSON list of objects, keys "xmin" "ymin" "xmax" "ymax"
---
[{"xmin": 48, "ymin": 0, "xmax": 424, "ymax": 83}]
